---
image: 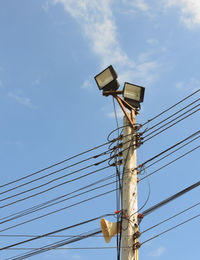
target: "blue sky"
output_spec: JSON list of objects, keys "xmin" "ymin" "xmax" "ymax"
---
[{"xmin": 0, "ymin": 0, "xmax": 200, "ymax": 259}]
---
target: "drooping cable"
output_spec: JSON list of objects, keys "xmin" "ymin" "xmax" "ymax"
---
[
  {"xmin": 0, "ymin": 188, "xmax": 117, "ymax": 233},
  {"xmin": 142, "ymin": 88, "xmax": 200, "ymax": 126},
  {"xmin": 0, "ymin": 164, "xmax": 111, "ymax": 209},
  {"xmin": 0, "ymin": 149, "xmax": 112, "ymax": 196},
  {"xmin": 0, "ymin": 139, "xmax": 117, "ymax": 189},
  {"xmin": 0, "ymin": 214, "xmax": 114, "ymax": 251},
  {"xmin": 141, "ymin": 201, "xmax": 200, "ymax": 234},
  {"xmin": 143, "ymin": 106, "xmax": 200, "ymax": 143},
  {"xmin": 0, "ymin": 172, "xmax": 120, "ymax": 223},
  {"xmin": 0, "ymin": 179, "xmax": 119, "ymax": 226},
  {"xmin": 140, "ymin": 212, "xmax": 200, "ymax": 246},
  {"xmin": 138, "ymin": 130, "xmax": 200, "ymax": 170},
  {"xmin": 140, "ymin": 144, "xmax": 200, "ymax": 181},
  {"xmin": 141, "ymin": 180, "xmax": 200, "ymax": 216},
  {"xmin": 143, "ymin": 97, "xmax": 200, "ymax": 134}
]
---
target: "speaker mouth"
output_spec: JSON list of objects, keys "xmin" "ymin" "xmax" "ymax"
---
[{"xmin": 100, "ymin": 218, "xmax": 120, "ymax": 243}]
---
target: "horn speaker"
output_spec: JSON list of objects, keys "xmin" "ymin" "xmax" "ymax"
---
[{"xmin": 100, "ymin": 218, "xmax": 120, "ymax": 243}]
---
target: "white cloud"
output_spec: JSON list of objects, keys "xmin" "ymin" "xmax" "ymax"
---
[
  {"xmin": 42, "ymin": 1, "xmax": 50, "ymax": 12},
  {"xmin": 8, "ymin": 92, "xmax": 36, "ymax": 109},
  {"xmin": 165, "ymin": 0, "xmax": 200, "ymax": 28},
  {"xmin": 123, "ymin": 0, "xmax": 149, "ymax": 12},
  {"xmin": 107, "ymin": 108, "xmax": 124, "ymax": 119},
  {"xmin": 149, "ymin": 246, "xmax": 166, "ymax": 257},
  {"xmin": 81, "ymin": 79, "xmax": 93, "ymax": 89},
  {"xmin": 32, "ymin": 79, "xmax": 40, "ymax": 86},
  {"xmin": 175, "ymin": 78, "xmax": 200, "ymax": 91},
  {"xmin": 52, "ymin": 0, "xmax": 160, "ymax": 86}
]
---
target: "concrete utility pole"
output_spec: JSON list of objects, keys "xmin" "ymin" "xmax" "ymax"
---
[{"xmin": 121, "ymin": 112, "xmax": 138, "ymax": 260}]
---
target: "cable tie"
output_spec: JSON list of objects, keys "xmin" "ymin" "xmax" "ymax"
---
[
  {"xmin": 138, "ymin": 164, "xmax": 143, "ymax": 168},
  {"xmin": 115, "ymin": 210, "xmax": 121, "ymax": 214}
]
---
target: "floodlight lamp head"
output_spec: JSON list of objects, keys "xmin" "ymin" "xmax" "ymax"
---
[
  {"xmin": 94, "ymin": 65, "xmax": 119, "ymax": 91},
  {"xmin": 123, "ymin": 82, "xmax": 145, "ymax": 109}
]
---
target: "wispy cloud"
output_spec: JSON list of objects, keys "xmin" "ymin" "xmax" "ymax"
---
[
  {"xmin": 52, "ymin": 0, "xmax": 160, "ymax": 86},
  {"xmin": 31, "ymin": 79, "xmax": 40, "ymax": 86},
  {"xmin": 175, "ymin": 78, "xmax": 200, "ymax": 91},
  {"xmin": 165, "ymin": 0, "xmax": 200, "ymax": 28},
  {"xmin": 123, "ymin": 0, "xmax": 149, "ymax": 12},
  {"xmin": 107, "ymin": 108, "xmax": 124, "ymax": 119},
  {"xmin": 8, "ymin": 92, "xmax": 36, "ymax": 109},
  {"xmin": 149, "ymin": 246, "xmax": 166, "ymax": 257},
  {"xmin": 81, "ymin": 79, "xmax": 93, "ymax": 89}
]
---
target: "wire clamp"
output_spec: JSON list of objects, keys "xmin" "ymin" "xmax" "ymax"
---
[
  {"xmin": 133, "ymin": 242, "xmax": 141, "ymax": 250},
  {"xmin": 133, "ymin": 231, "xmax": 141, "ymax": 240}
]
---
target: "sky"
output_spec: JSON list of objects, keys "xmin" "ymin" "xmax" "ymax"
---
[{"xmin": 0, "ymin": 0, "xmax": 200, "ymax": 259}]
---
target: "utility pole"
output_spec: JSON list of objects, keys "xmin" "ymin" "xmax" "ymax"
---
[
  {"xmin": 121, "ymin": 111, "xmax": 138, "ymax": 260},
  {"xmin": 94, "ymin": 65, "xmax": 145, "ymax": 260}
]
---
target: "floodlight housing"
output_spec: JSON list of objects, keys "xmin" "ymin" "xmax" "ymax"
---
[
  {"xmin": 123, "ymin": 82, "xmax": 145, "ymax": 109},
  {"xmin": 94, "ymin": 65, "xmax": 119, "ymax": 91}
]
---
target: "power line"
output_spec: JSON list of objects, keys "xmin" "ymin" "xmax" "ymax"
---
[
  {"xmin": 0, "ymin": 215, "xmax": 113, "ymax": 251},
  {"xmin": 0, "ymin": 189, "xmax": 117, "ymax": 233},
  {"xmin": 0, "ymin": 164, "xmax": 111, "ymax": 209},
  {"xmin": 138, "ymin": 130, "xmax": 200, "ymax": 170},
  {"xmin": 143, "ymin": 97, "xmax": 200, "ymax": 134},
  {"xmin": 0, "ymin": 179, "xmax": 118, "ymax": 226},
  {"xmin": 6, "ymin": 228, "xmax": 108, "ymax": 260},
  {"xmin": 143, "ymin": 105, "xmax": 200, "ymax": 142},
  {"xmin": 141, "ymin": 201, "xmax": 200, "ymax": 234},
  {"xmin": 0, "ymin": 172, "xmax": 119, "ymax": 222},
  {"xmin": 142, "ymin": 88, "xmax": 200, "ymax": 126},
  {"xmin": 141, "ymin": 180, "xmax": 200, "ymax": 216},
  {"xmin": 0, "ymin": 149, "xmax": 112, "ymax": 196},
  {"xmin": 107, "ymin": 89, "xmax": 200, "ymax": 142},
  {"xmin": 0, "ymin": 140, "xmax": 116, "ymax": 189},
  {"xmin": 140, "ymin": 212, "xmax": 200, "ymax": 247},
  {"xmin": 5, "ymin": 246, "xmax": 118, "ymax": 251},
  {"xmin": 140, "ymin": 144, "xmax": 200, "ymax": 181},
  {"xmin": 122, "ymin": 104, "xmax": 200, "ymax": 145}
]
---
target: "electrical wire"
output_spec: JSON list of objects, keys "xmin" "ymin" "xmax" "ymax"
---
[
  {"xmin": 112, "ymin": 96, "xmax": 122, "ymax": 260},
  {"xmin": 6, "ymin": 228, "xmax": 115, "ymax": 260},
  {"xmin": 142, "ymin": 88, "xmax": 200, "ymax": 126},
  {"xmin": 0, "ymin": 164, "xmax": 111, "ymax": 209},
  {"xmin": 141, "ymin": 180, "xmax": 200, "ymax": 216},
  {"xmin": 0, "ymin": 172, "xmax": 120, "ymax": 223},
  {"xmin": 143, "ymin": 97, "xmax": 200, "ymax": 134},
  {"xmin": 0, "ymin": 188, "xmax": 117, "ymax": 233},
  {"xmin": 0, "ymin": 179, "xmax": 119, "ymax": 226},
  {"xmin": 5, "ymin": 247, "xmax": 118, "ymax": 251},
  {"xmin": 0, "ymin": 139, "xmax": 117, "ymax": 189},
  {"xmin": 0, "ymin": 214, "xmax": 114, "ymax": 251},
  {"xmin": 141, "ymin": 201, "xmax": 200, "ymax": 234},
  {"xmin": 0, "ymin": 149, "xmax": 112, "ymax": 196},
  {"xmin": 140, "ymin": 212, "xmax": 200, "ymax": 246},
  {"xmin": 140, "ymin": 144, "xmax": 200, "ymax": 181},
  {"xmin": 0, "ymin": 156, "xmax": 111, "ymax": 204},
  {"xmin": 138, "ymin": 130, "xmax": 200, "ymax": 170},
  {"xmin": 143, "ymin": 106, "xmax": 200, "ymax": 143},
  {"xmin": 141, "ymin": 134, "xmax": 200, "ymax": 174}
]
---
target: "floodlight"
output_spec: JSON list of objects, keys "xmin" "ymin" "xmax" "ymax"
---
[
  {"xmin": 123, "ymin": 82, "xmax": 145, "ymax": 109},
  {"xmin": 94, "ymin": 65, "xmax": 119, "ymax": 91}
]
